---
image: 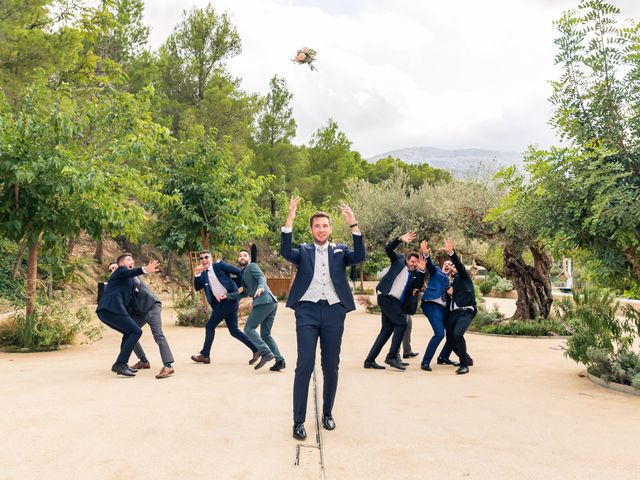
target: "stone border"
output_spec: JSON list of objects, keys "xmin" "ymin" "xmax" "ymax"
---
[
  {"xmin": 587, "ymin": 372, "xmax": 640, "ymax": 396},
  {"xmin": 469, "ymin": 331, "xmax": 570, "ymax": 339}
]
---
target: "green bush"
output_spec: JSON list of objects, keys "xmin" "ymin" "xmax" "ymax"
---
[
  {"xmin": 471, "ymin": 304, "xmax": 504, "ymax": 329},
  {"xmin": 586, "ymin": 348, "xmax": 640, "ymax": 390},
  {"xmin": 479, "ymin": 280, "xmax": 493, "ymax": 295},
  {"xmin": 174, "ymin": 292, "xmax": 211, "ymax": 327},
  {"xmin": 493, "ymin": 277, "xmax": 514, "ymax": 292},
  {"xmin": 481, "ymin": 319, "xmax": 570, "ymax": 336},
  {"xmin": 0, "ymin": 300, "xmax": 102, "ymax": 351}
]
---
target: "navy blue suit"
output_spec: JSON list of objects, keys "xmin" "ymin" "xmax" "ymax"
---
[
  {"xmin": 448, "ymin": 251, "xmax": 476, "ymax": 368},
  {"xmin": 281, "ymin": 230, "xmax": 365, "ymax": 424},
  {"xmin": 365, "ymin": 238, "xmax": 425, "ymax": 363},
  {"xmin": 96, "ymin": 266, "xmax": 145, "ymax": 365},
  {"xmin": 194, "ymin": 261, "xmax": 257, "ymax": 358},
  {"xmin": 420, "ymin": 255, "xmax": 453, "ymax": 366}
]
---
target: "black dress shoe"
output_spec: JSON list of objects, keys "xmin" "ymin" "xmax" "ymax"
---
[
  {"xmin": 322, "ymin": 415, "xmax": 336, "ymax": 431},
  {"xmin": 384, "ymin": 357, "xmax": 406, "ymax": 370},
  {"xmin": 456, "ymin": 366, "xmax": 469, "ymax": 374},
  {"xmin": 111, "ymin": 363, "xmax": 136, "ymax": 376},
  {"xmin": 364, "ymin": 361, "xmax": 386, "ymax": 369},
  {"xmin": 402, "ymin": 352, "xmax": 419, "ymax": 358},
  {"xmin": 420, "ymin": 364, "xmax": 432, "ymax": 371},
  {"xmin": 270, "ymin": 359, "xmax": 286, "ymax": 371},
  {"xmin": 467, "ymin": 358, "xmax": 474, "ymax": 366},
  {"xmin": 293, "ymin": 423, "xmax": 307, "ymax": 440},
  {"xmin": 401, "ymin": 361, "xmax": 409, "ymax": 367},
  {"xmin": 437, "ymin": 357, "xmax": 455, "ymax": 365},
  {"xmin": 254, "ymin": 352, "xmax": 275, "ymax": 370}
]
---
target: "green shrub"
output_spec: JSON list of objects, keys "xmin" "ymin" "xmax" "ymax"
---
[
  {"xmin": 586, "ymin": 348, "xmax": 640, "ymax": 389},
  {"xmin": 478, "ymin": 280, "xmax": 493, "ymax": 295},
  {"xmin": 493, "ymin": 277, "xmax": 514, "ymax": 292},
  {"xmin": 174, "ymin": 292, "xmax": 211, "ymax": 327},
  {"xmin": 471, "ymin": 304, "xmax": 504, "ymax": 330},
  {"xmin": 0, "ymin": 300, "xmax": 102, "ymax": 351},
  {"xmin": 481, "ymin": 319, "xmax": 570, "ymax": 336}
]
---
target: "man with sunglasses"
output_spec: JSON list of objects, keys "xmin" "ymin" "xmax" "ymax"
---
[{"xmin": 190, "ymin": 251, "xmax": 259, "ymax": 365}]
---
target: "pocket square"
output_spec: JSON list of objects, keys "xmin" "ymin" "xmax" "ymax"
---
[{"xmin": 333, "ymin": 249, "xmax": 343, "ymax": 253}]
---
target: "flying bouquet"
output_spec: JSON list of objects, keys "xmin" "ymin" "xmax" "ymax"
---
[{"xmin": 293, "ymin": 47, "xmax": 317, "ymax": 71}]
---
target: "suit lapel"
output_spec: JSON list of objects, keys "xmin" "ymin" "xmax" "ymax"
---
[
  {"xmin": 309, "ymin": 244, "xmax": 316, "ymax": 272},
  {"xmin": 328, "ymin": 244, "xmax": 334, "ymax": 274}
]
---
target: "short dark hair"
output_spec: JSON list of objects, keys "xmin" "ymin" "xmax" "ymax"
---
[
  {"xmin": 238, "ymin": 249, "xmax": 250, "ymax": 255},
  {"xmin": 309, "ymin": 211, "xmax": 331, "ymax": 227},
  {"xmin": 116, "ymin": 253, "xmax": 132, "ymax": 265},
  {"xmin": 407, "ymin": 252, "xmax": 420, "ymax": 260},
  {"xmin": 199, "ymin": 250, "xmax": 211, "ymax": 256}
]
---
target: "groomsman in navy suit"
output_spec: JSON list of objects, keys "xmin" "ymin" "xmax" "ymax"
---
[
  {"xmin": 190, "ymin": 250, "xmax": 258, "ymax": 364},
  {"xmin": 364, "ymin": 232, "xmax": 426, "ymax": 371},
  {"xmin": 281, "ymin": 196, "xmax": 365, "ymax": 441},
  {"xmin": 96, "ymin": 254, "xmax": 160, "ymax": 376}
]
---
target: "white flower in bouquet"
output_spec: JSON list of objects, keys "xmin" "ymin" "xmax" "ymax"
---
[{"xmin": 293, "ymin": 46, "xmax": 318, "ymax": 71}]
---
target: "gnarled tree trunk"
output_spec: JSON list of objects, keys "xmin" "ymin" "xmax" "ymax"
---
[{"xmin": 503, "ymin": 241, "xmax": 553, "ymax": 320}]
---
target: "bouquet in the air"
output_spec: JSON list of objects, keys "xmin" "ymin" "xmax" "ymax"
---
[{"xmin": 293, "ymin": 47, "xmax": 317, "ymax": 71}]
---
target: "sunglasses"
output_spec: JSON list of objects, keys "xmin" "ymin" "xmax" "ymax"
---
[{"xmin": 199, "ymin": 255, "xmax": 210, "ymax": 260}]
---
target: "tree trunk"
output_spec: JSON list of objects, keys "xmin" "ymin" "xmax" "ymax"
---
[
  {"xmin": 12, "ymin": 236, "xmax": 27, "ymax": 279},
  {"xmin": 94, "ymin": 237, "xmax": 104, "ymax": 264},
  {"xmin": 503, "ymin": 241, "xmax": 553, "ymax": 320},
  {"xmin": 165, "ymin": 251, "xmax": 174, "ymax": 277},
  {"xmin": 66, "ymin": 238, "xmax": 76, "ymax": 257},
  {"xmin": 26, "ymin": 234, "xmax": 42, "ymax": 318},
  {"xmin": 200, "ymin": 229, "xmax": 209, "ymax": 250}
]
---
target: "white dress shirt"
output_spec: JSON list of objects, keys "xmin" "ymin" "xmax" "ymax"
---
[
  {"xmin": 207, "ymin": 266, "xmax": 227, "ymax": 301},
  {"xmin": 388, "ymin": 266, "xmax": 410, "ymax": 300}
]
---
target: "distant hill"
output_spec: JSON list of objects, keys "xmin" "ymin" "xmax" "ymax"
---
[{"xmin": 366, "ymin": 146, "xmax": 523, "ymax": 178}]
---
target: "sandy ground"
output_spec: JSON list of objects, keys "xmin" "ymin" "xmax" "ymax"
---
[{"xmin": 2, "ymin": 299, "xmax": 639, "ymax": 480}]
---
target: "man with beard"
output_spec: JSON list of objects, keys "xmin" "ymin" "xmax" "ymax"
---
[
  {"xmin": 222, "ymin": 248, "xmax": 284, "ymax": 371},
  {"xmin": 281, "ymin": 196, "xmax": 365, "ymax": 441}
]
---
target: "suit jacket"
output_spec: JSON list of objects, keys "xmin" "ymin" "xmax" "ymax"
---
[
  {"xmin": 281, "ymin": 231, "xmax": 365, "ymax": 312},
  {"xmin": 422, "ymin": 255, "xmax": 450, "ymax": 302},
  {"xmin": 401, "ymin": 270, "xmax": 425, "ymax": 315},
  {"xmin": 376, "ymin": 238, "xmax": 424, "ymax": 299},
  {"xmin": 97, "ymin": 266, "xmax": 145, "ymax": 315},
  {"xmin": 194, "ymin": 261, "xmax": 242, "ymax": 308},
  {"xmin": 226, "ymin": 262, "xmax": 276, "ymax": 306},
  {"xmin": 449, "ymin": 251, "xmax": 477, "ymax": 313},
  {"xmin": 129, "ymin": 277, "xmax": 161, "ymax": 315}
]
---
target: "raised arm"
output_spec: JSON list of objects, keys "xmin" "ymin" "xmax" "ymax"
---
[
  {"xmin": 444, "ymin": 238, "xmax": 470, "ymax": 280},
  {"xmin": 281, "ymin": 196, "xmax": 301, "ymax": 264},
  {"xmin": 420, "ymin": 240, "xmax": 437, "ymax": 276},
  {"xmin": 109, "ymin": 260, "xmax": 159, "ymax": 282},
  {"xmin": 340, "ymin": 203, "xmax": 365, "ymax": 265}
]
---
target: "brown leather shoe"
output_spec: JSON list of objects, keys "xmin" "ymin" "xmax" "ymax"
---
[
  {"xmin": 249, "ymin": 351, "xmax": 261, "ymax": 365},
  {"xmin": 191, "ymin": 354, "xmax": 210, "ymax": 364},
  {"xmin": 131, "ymin": 360, "xmax": 150, "ymax": 370},
  {"xmin": 155, "ymin": 366, "xmax": 175, "ymax": 379}
]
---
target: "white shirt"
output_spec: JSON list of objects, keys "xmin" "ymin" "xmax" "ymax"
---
[
  {"xmin": 388, "ymin": 266, "xmax": 410, "ymax": 300},
  {"xmin": 207, "ymin": 266, "xmax": 227, "ymax": 301}
]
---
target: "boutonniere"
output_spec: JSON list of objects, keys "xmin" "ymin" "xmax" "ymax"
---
[{"xmin": 329, "ymin": 242, "xmax": 337, "ymax": 249}]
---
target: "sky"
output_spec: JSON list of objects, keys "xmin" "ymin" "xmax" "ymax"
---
[{"xmin": 142, "ymin": 0, "xmax": 640, "ymax": 158}]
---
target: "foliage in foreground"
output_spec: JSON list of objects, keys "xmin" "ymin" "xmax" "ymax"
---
[
  {"xmin": 558, "ymin": 287, "xmax": 640, "ymax": 389},
  {"xmin": 0, "ymin": 299, "xmax": 102, "ymax": 351}
]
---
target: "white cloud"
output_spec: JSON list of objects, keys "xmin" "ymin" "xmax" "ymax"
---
[{"xmin": 143, "ymin": 0, "xmax": 640, "ymax": 157}]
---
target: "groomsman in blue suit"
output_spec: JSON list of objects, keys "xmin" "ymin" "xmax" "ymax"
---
[
  {"xmin": 281, "ymin": 196, "xmax": 365, "ymax": 441},
  {"xmin": 190, "ymin": 250, "xmax": 258, "ymax": 365}
]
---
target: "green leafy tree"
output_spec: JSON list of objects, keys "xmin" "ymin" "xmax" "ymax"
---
[{"xmin": 0, "ymin": 84, "xmax": 170, "ymax": 316}]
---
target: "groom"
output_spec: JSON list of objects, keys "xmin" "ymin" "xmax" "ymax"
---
[{"xmin": 281, "ymin": 196, "xmax": 365, "ymax": 441}]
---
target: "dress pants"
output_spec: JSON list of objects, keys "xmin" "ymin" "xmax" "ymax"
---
[
  {"xmin": 365, "ymin": 294, "xmax": 407, "ymax": 363},
  {"xmin": 243, "ymin": 302, "xmax": 283, "ymax": 361},
  {"xmin": 420, "ymin": 301, "xmax": 446, "ymax": 365},
  {"xmin": 96, "ymin": 309, "xmax": 143, "ymax": 365},
  {"xmin": 293, "ymin": 301, "xmax": 346, "ymax": 424},
  {"xmin": 449, "ymin": 309, "xmax": 474, "ymax": 368},
  {"xmin": 132, "ymin": 303, "xmax": 174, "ymax": 365},
  {"xmin": 402, "ymin": 315, "xmax": 413, "ymax": 355},
  {"xmin": 200, "ymin": 299, "xmax": 257, "ymax": 358}
]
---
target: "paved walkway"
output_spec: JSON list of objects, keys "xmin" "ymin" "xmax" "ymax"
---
[{"xmin": 1, "ymin": 301, "xmax": 639, "ymax": 479}]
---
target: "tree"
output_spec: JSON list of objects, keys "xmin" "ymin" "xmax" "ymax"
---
[
  {"xmin": 364, "ymin": 156, "xmax": 452, "ymax": 188},
  {"xmin": 158, "ymin": 5, "xmax": 241, "ymax": 107},
  {"xmin": 0, "ymin": 84, "xmax": 170, "ymax": 315},
  {"xmin": 305, "ymin": 119, "xmax": 364, "ymax": 205},
  {"xmin": 253, "ymin": 75, "xmax": 299, "ymax": 227},
  {"xmin": 155, "ymin": 126, "xmax": 268, "ymax": 257},
  {"xmin": 514, "ymin": 0, "xmax": 640, "ymax": 294}
]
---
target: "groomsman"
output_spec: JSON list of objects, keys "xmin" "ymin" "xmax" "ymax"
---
[
  {"xmin": 281, "ymin": 196, "xmax": 365, "ymax": 441},
  {"xmin": 96, "ymin": 254, "xmax": 160, "ymax": 376},
  {"xmin": 223, "ymin": 248, "xmax": 285, "ymax": 371},
  {"xmin": 364, "ymin": 232, "xmax": 426, "ymax": 371},
  {"xmin": 190, "ymin": 251, "xmax": 258, "ymax": 364},
  {"xmin": 444, "ymin": 239, "xmax": 477, "ymax": 375}
]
